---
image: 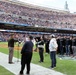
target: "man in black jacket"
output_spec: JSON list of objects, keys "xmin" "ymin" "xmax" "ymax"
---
[
  {"xmin": 37, "ymin": 36, "xmax": 44, "ymax": 63},
  {"xmin": 8, "ymin": 34, "xmax": 18, "ymax": 64},
  {"xmin": 19, "ymin": 35, "xmax": 33, "ymax": 75}
]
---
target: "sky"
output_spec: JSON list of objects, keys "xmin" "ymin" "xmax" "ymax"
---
[{"xmin": 18, "ymin": 0, "xmax": 76, "ymax": 13}]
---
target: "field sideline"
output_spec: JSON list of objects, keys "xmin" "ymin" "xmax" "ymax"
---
[{"xmin": 0, "ymin": 42, "xmax": 76, "ymax": 75}]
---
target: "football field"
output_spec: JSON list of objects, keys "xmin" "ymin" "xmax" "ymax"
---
[{"xmin": 0, "ymin": 42, "xmax": 76, "ymax": 75}]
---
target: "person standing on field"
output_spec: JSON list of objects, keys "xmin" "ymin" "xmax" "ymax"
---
[
  {"xmin": 49, "ymin": 34, "xmax": 58, "ymax": 69},
  {"xmin": 19, "ymin": 35, "xmax": 34, "ymax": 75},
  {"xmin": 8, "ymin": 34, "xmax": 18, "ymax": 64}
]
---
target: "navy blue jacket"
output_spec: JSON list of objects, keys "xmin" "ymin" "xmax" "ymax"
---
[{"xmin": 21, "ymin": 41, "xmax": 33, "ymax": 54}]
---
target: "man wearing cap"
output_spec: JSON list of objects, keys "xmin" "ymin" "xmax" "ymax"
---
[{"xmin": 49, "ymin": 34, "xmax": 58, "ymax": 69}]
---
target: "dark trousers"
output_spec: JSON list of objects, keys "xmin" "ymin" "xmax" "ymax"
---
[
  {"xmin": 72, "ymin": 46, "xmax": 76, "ymax": 56},
  {"xmin": 20, "ymin": 52, "xmax": 32, "ymax": 74},
  {"xmin": 50, "ymin": 51, "xmax": 56, "ymax": 68},
  {"xmin": 39, "ymin": 48, "xmax": 44, "ymax": 62},
  {"xmin": 65, "ymin": 45, "xmax": 70, "ymax": 55},
  {"xmin": 59, "ymin": 46, "xmax": 64, "ymax": 55}
]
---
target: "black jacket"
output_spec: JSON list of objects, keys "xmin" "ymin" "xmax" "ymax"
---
[
  {"xmin": 21, "ymin": 41, "xmax": 33, "ymax": 54},
  {"xmin": 8, "ymin": 38, "xmax": 17, "ymax": 47}
]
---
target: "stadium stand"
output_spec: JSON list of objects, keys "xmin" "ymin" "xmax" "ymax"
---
[
  {"xmin": 0, "ymin": 0, "xmax": 76, "ymax": 28},
  {"xmin": 0, "ymin": 0, "xmax": 76, "ymax": 34}
]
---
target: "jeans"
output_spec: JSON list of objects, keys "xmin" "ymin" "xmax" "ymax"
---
[
  {"xmin": 50, "ymin": 51, "xmax": 56, "ymax": 68},
  {"xmin": 65, "ymin": 45, "xmax": 70, "ymax": 55}
]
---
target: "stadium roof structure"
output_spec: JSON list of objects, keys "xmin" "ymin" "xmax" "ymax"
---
[{"xmin": 0, "ymin": 21, "xmax": 76, "ymax": 34}]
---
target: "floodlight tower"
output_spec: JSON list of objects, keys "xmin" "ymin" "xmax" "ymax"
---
[{"xmin": 64, "ymin": 1, "xmax": 69, "ymax": 11}]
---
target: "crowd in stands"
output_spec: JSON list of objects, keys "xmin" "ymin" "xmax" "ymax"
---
[
  {"xmin": 0, "ymin": 31, "xmax": 41, "ymax": 42},
  {"xmin": 0, "ymin": 1, "xmax": 76, "ymax": 29},
  {"xmin": 0, "ymin": 32, "xmax": 9, "ymax": 41}
]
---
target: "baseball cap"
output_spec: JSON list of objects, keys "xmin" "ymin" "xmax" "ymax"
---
[{"xmin": 50, "ymin": 34, "xmax": 55, "ymax": 38}]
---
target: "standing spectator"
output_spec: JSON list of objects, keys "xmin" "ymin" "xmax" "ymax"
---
[
  {"xmin": 58, "ymin": 36, "xmax": 64, "ymax": 56},
  {"xmin": 37, "ymin": 36, "xmax": 44, "ymax": 63},
  {"xmin": 19, "ymin": 35, "xmax": 33, "ymax": 75},
  {"xmin": 65, "ymin": 36, "xmax": 71, "ymax": 56},
  {"xmin": 49, "ymin": 34, "xmax": 58, "ymax": 69},
  {"xmin": 72, "ymin": 37, "xmax": 76, "ymax": 58},
  {"xmin": 45, "ymin": 38, "xmax": 50, "ymax": 54},
  {"xmin": 8, "ymin": 34, "xmax": 18, "ymax": 64},
  {"xmin": 34, "ymin": 38, "xmax": 38, "ymax": 52},
  {"xmin": 70, "ymin": 37, "xmax": 73, "ymax": 55}
]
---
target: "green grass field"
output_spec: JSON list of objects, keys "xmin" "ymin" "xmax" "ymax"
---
[
  {"xmin": 0, "ymin": 66, "xmax": 14, "ymax": 75},
  {"xmin": 0, "ymin": 42, "xmax": 76, "ymax": 75}
]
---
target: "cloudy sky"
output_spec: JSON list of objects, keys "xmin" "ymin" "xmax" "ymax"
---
[{"xmin": 18, "ymin": 0, "xmax": 76, "ymax": 13}]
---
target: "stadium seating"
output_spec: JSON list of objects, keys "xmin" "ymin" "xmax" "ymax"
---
[{"xmin": 0, "ymin": 0, "xmax": 76, "ymax": 29}]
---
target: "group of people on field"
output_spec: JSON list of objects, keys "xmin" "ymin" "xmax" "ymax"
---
[
  {"xmin": 7, "ymin": 34, "xmax": 76, "ymax": 75},
  {"xmin": 8, "ymin": 34, "xmax": 34, "ymax": 75},
  {"xmin": 57, "ymin": 36, "xmax": 76, "ymax": 57}
]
